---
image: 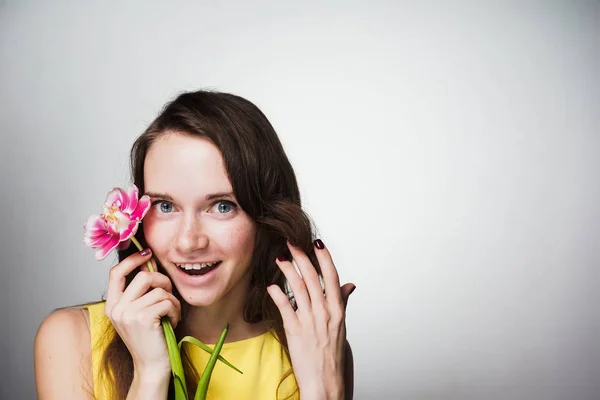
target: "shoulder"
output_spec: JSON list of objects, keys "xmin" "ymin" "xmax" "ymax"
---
[
  {"xmin": 38, "ymin": 307, "xmax": 89, "ymax": 332},
  {"xmin": 34, "ymin": 308, "xmax": 94, "ymax": 399},
  {"xmin": 35, "ymin": 308, "xmax": 91, "ymax": 352},
  {"xmin": 36, "ymin": 307, "xmax": 91, "ymax": 347}
]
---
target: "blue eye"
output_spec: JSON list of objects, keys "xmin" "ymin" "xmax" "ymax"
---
[
  {"xmin": 152, "ymin": 200, "xmax": 174, "ymax": 214},
  {"xmin": 214, "ymin": 200, "xmax": 236, "ymax": 214}
]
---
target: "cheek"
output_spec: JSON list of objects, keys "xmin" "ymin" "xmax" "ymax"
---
[
  {"xmin": 142, "ymin": 216, "xmax": 169, "ymax": 250},
  {"xmin": 223, "ymin": 221, "xmax": 256, "ymax": 259}
]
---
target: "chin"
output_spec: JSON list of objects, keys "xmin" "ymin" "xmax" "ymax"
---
[
  {"xmin": 179, "ymin": 293, "xmax": 218, "ymax": 307},
  {"xmin": 171, "ymin": 280, "xmax": 225, "ymax": 307}
]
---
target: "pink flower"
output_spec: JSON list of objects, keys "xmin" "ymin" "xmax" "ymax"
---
[{"xmin": 84, "ymin": 184, "xmax": 151, "ymax": 260}]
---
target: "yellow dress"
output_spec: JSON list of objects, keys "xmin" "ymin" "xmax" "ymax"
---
[{"xmin": 84, "ymin": 302, "xmax": 298, "ymax": 399}]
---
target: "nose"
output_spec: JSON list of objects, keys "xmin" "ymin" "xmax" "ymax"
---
[{"xmin": 174, "ymin": 214, "xmax": 208, "ymax": 254}]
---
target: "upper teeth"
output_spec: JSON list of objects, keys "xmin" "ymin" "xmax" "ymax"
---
[{"xmin": 179, "ymin": 262, "xmax": 218, "ymax": 270}]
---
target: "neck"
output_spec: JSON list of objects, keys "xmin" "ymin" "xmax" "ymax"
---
[{"xmin": 179, "ymin": 277, "xmax": 266, "ymax": 344}]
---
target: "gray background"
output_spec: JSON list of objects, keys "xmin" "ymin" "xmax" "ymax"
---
[{"xmin": 1, "ymin": 1, "xmax": 599, "ymax": 399}]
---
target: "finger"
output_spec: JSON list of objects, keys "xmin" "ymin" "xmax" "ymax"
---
[
  {"xmin": 312, "ymin": 239, "xmax": 343, "ymax": 308},
  {"xmin": 143, "ymin": 299, "xmax": 180, "ymax": 329},
  {"xmin": 275, "ymin": 255, "xmax": 311, "ymax": 312},
  {"xmin": 267, "ymin": 284, "xmax": 299, "ymax": 331},
  {"xmin": 131, "ymin": 288, "xmax": 181, "ymax": 327},
  {"xmin": 286, "ymin": 241, "xmax": 325, "ymax": 307},
  {"xmin": 105, "ymin": 248, "xmax": 153, "ymax": 310},
  {"xmin": 120, "ymin": 271, "xmax": 173, "ymax": 304}
]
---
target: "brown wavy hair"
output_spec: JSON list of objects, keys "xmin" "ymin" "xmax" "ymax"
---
[{"xmin": 94, "ymin": 90, "xmax": 321, "ymax": 399}]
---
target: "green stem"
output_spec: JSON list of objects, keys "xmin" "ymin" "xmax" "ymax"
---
[
  {"xmin": 130, "ymin": 236, "xmax": 155, "ymax": 272},
  {"xmin": 129, "ymin": 236, "xmax": 189, "ymax": 399}
]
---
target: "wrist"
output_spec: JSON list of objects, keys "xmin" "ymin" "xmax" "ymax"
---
[
  {"xmin": 127, "ymin": 367, "xmax": 171, "ymax": 400},
  {"xmin": 133, "ymin": 364, "xmax": 171, "ymax": 386}
]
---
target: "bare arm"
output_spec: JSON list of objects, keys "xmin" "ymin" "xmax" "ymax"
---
[{"xmin": 34, "ymin": 308, "xmax": 94, "ymax": 399}]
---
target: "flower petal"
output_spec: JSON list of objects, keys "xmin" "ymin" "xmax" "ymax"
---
[
  {"xmin": 95, "ymin": 235, "xmax": 120, "ymax": 260},
  {"xmin": 105, "ymin": 187, "xmax": 128, "ymax": 210},
  {"xmin": 104, "ymin": 220, "xmax": 119, "ymax": 236},
  {"xmin": 84, "ymin": 232, "xmax": 114, "ymax": 248},
  {"xmin": 119, "ymin": 219, "xmax": 139, "ymax": 241},
  {"xmin": 130, "ymin": 195, "xmax": 151, "ymax": 221},
  {"xmin": 123, "ymin": 184, "xmax": 141, "ymax": 214},
  {"xmin": 83, "ymin": 215, "xmax": 107, "ymax": 236}
]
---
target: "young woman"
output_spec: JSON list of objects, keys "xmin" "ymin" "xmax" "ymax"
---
[{"xmin": 34, "ymin": 90, "xmax": 355, "ymax": 399}]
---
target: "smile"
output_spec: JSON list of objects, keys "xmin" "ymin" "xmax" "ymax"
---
[
  {"xmin": 176, "ymin": 261, "xmax": 222, "ymax": 276},
  {"xmin": 177, "ymin": 261, "xmax": 221, "ymax": 270}
]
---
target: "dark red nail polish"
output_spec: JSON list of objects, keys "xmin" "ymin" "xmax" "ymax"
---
[
  {"xmin": 349, "ymin": 286, "xmax": 356, "ymax": 295},
  {"xmin": 314, "ymin": 239, "xmax": 325, "ymax": 249},
  {"xmin": 139, "ymin": 248, "xmax": 151, "ymax": 256},
  {"xmin": 277, "ymin": 255, "xmax": 287, "ymax": 262}
]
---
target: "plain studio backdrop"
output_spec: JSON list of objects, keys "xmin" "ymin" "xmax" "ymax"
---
[{"xmin": 1, "ymin": 1, "xmax": 599, "ymax": 399}]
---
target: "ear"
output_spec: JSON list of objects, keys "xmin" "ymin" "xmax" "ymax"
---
[{"xmin": 340, "ymin": 283, "xmax": 356, "ymax": 310}]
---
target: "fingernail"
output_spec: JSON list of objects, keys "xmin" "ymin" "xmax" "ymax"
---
[
  {"xmin": 314, "ymin": 239, "xmax": 325, "ymax": 250},
  {"xmin": 277, "ymin": 255, "xmax": 288, "ymax": 262},
  {"xmin": 139, "ymin": 248, "xmax": 151, "ymax": 256},
  {"xmin": 349, "ymin": 286, "xmax": 356, "ymax": 295}
]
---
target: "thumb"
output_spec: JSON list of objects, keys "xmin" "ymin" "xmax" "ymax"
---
[{"xmin": 340, "ymin": 283, "xmax": 356, "ymax": 309}]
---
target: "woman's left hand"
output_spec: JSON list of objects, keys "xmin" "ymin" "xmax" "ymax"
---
[{"xmin": 267, "ymin": 239, "xmax": 355, "ymax": 400}]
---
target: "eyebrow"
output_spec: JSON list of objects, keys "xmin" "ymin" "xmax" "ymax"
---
[{"xmin": 144, "ymin": 191, "xmax": 235, "ymax": 201}]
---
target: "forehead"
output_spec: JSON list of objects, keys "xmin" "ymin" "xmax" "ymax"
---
[{"xmin": 143, "ymin": 132, "xmax": 232, "ymax": 196}]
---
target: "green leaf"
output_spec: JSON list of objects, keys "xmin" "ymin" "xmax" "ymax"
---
[
  {"xmin": 179, "ymin": 336, "xmax": 243, "ymax": 375},
  {"xmin": 162, "ymin": 318, "xmax": 189, "ymax": 400},
  {"xmin": 194, "ymin": 325, "xmax": 230, "ymax": 400}
]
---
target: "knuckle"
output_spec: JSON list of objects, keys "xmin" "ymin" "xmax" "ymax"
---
[
  {"xmin": 327, "ymin": 307, "xmax": 341, "ymax": 323},
  {"xmin": 173, "ymin": 296, "xmax": 181, "ymax": 308},
  {"xmin": 108, "ymin": 304, "xmax": 121, "ymax": 319},
  {"xmin": 157, "ymin": 274, "xmax": 173, "ymax": 291},
  {"xmin": 108, "ymin": 265, "xmax": 121, "ymax": 280},
  {"xmin": 317, "ymin": 309, "xmax": 332, "ymax": 325},
  {"xmin": 119, "ymin": 308, "xmax": 132, "ymax": 322},
  {"xmin": 120, "ymin": 314, "xmax": 132, "ymax": 326},
  {"xmin": 153, "ymin": 287, "xmax": 169, "ymax": 299},
  {"xmin": 135, "ymin": 312, "xmax": 148, "ymax": 325},
  {"xmin": 113, "ymin": 309, "xmax": 127, "ymax": 324},
  {"xmin": 136, "ymin": 271, "xmax": 150, "ymax": 282},
  {"xmin": 153, "ymin": 286, "xmax": 166, "ymax": 294},
  {"xmin": 329, "ymin": 308, "xmax": 344, "ymax": 324}
]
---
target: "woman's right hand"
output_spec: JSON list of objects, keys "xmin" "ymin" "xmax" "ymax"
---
[{"xmin": 104, "ymin": 248, "xmax": 181, "ymax": 379}]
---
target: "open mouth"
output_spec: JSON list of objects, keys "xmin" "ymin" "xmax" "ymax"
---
[{"xmin": 177, "ymin": 261, "xmax": 222, "ymax": 276}]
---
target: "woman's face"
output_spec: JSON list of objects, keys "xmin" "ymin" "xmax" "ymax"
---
[{"xmin": 142, "ymin": 132, "xmax": 256, "ymax": 307}]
